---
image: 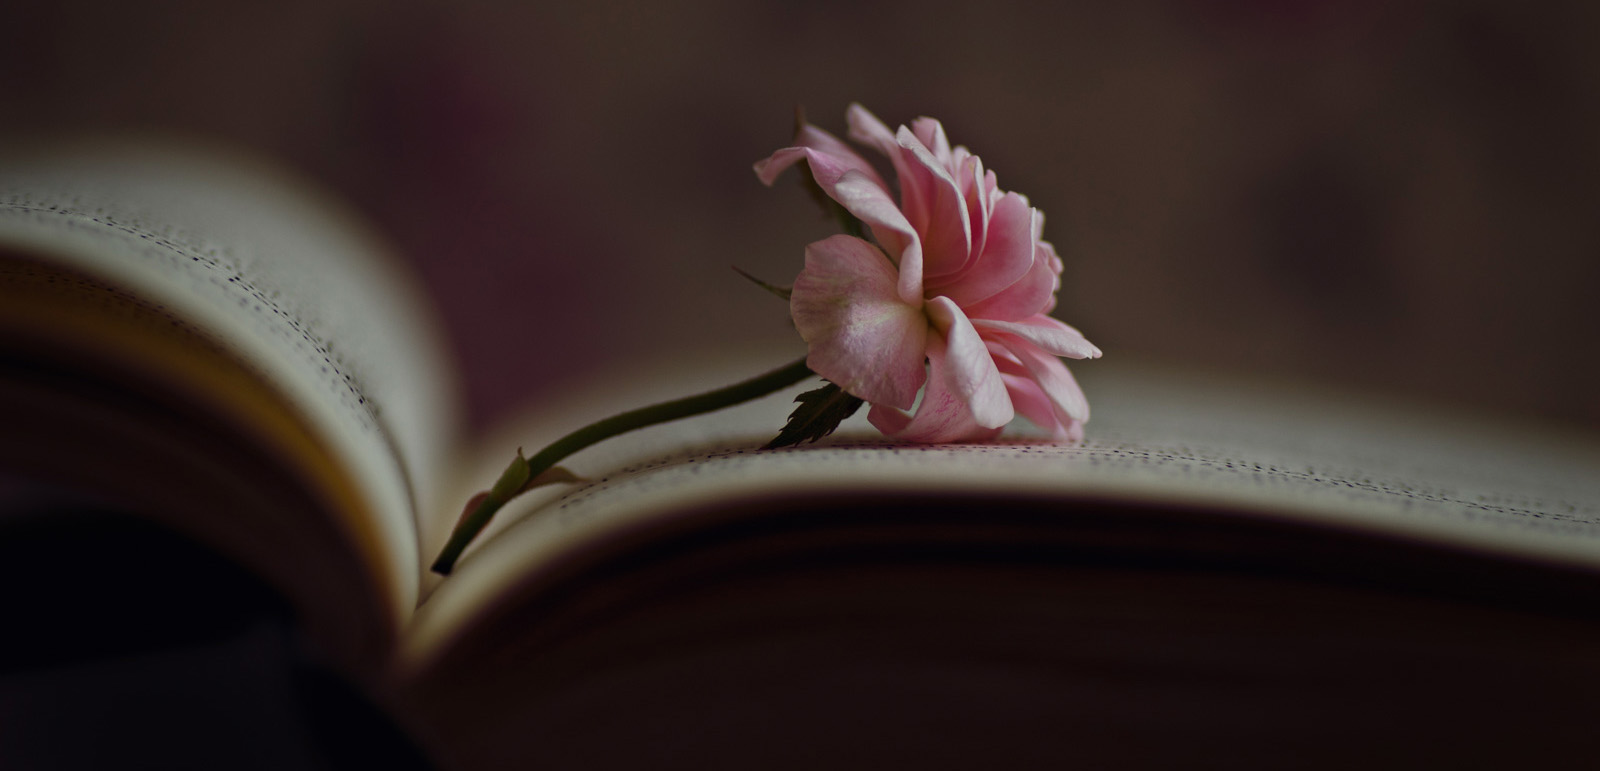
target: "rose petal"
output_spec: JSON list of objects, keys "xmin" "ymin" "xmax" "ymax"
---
[
  {"xmin": 753, "ymin": 140, "xmax": 916, "ymax": 275},
  {"xmin": 868, "ymin": 330, "xmax": 1006, "ymax": 443},
  {"xmin": 830, "ymin": 171, "xmax": 919, "ymax": 299},
  {"xmin": 971, "ymin": 314, "xmax": 1101, "ymax": 360},
  {"xmin": 952, "ymin": 150, "xmax": 989, "ymax": 258},
  {"xmin": 794, "ymin": 122, "xmax": 889, "ymax": 190},
  {"xmin": 895, "ymin": 125, "xmax": 972, "ymax": 286},
  {"xmin": 839, "ymin": 105, "xmax": 969, "ymax": 302},
  {"xmin": 1037, "ymin": 240, "xmax": 1063, "ymax": 314},
  {"xmin": 910, "ymin": 116, "xmax": 952, "ymax": 167},
  {"xmin": 925, "ymin": 296, "xmax": 1012, "ymax": 429},
  {"xmin": 846, "ymin": 103, "xmax": 899, "ymax": 157},
  {"xmin": 752, "ymin": 122, "xmax": 885, "ymax": 192},
  {"xmin": 791, "ymin": 234, "xmax": 928, "ymax": 409},
  {"xmin": 930, "ymin": 191, "xmax": 1035, "ymax": 307},
  {"xmin": 846, "ymin": 106, "xmax": 927, "ymax": 253},
  {"xmin": 1000, "ymin": 369, "xmax": 1071, "ymax": 440},
  {"xmin": 994, "ymin": 334, "xmax": 1090, "ymax": 423},
  {"xmin": 960, "ymin": 240, "xmax": 1058, "ymax": 322}
]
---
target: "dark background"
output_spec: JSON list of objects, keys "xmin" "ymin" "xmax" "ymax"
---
[{"xmin": 4, "ymin": 0, "xmax": 1597, "ymax": 431}]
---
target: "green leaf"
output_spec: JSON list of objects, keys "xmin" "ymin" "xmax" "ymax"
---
[{"xmin": 764, "ymin": 381, "xmax": 865, "ymax": 449}]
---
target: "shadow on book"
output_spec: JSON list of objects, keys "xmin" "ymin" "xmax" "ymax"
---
[{"xmin": 0, "ymin": 503, "xmax": 432, "ymax": 771}]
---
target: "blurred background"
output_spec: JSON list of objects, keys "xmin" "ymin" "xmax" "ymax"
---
[{"xmin": 3, "ymin": 0, "xmax": 1597, "ymax": 432}]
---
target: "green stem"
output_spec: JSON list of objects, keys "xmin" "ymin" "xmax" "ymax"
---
[{"xmin": 430, "ymin": 355, "xmax": 815, "ymax": 575}]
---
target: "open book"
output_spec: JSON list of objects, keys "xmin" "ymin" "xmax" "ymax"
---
[{"xmin": 5, "ymin": 141, "xmax": 1600, "ymax": 768}]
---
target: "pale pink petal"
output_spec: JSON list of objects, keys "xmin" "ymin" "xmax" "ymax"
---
[
  {"xmin": 994, "ymin": 335, "xmax": 1090, "ymax": 423},
  {"xmin": 895, "ymin": 126, "xmax": 972, "ymax": 285},
  {"xmin": 960, "ymin": 240, "xmax": 1058, "ymax": 321},
  {"xmin": 793, "ymin": 122, "xmax": 889, "ymax": 190},
  {"xmin": 838, "ymin": 105, "xmax": 967, "ymax": 301},
  {"xmin": 884, "ymin": 130, "xmax": 931, "ymax": 249},
  {"xmin": 868, "ymin": 332, "xmax": 1005, "ymax": 443},
  {"xmin": 949, "ymin": 147, "xmax": 972, "ymax": 190},
  {"xmin": 990, "ymin": 346, "xmax": 1082, "ymax": 441},
  {"xmin": 754, "ymin": 142, "xmax": 915, "ymax": 272},
  {"xmin": 753, "ymin": 147, "xmax": 880, "ymax": 205},
  {"xmin": 910, "ymin": 117, "xmax": 952, "ymax": 167},
  {"xmin": 830, "ymin": 171, "xmax": 919, "ymax": 300},
  {"xmin": 753, "ymin": 122, "xmax": 886, "ymax": 192},
  {"xmin": 865, "ymin": 401, "xmax": 913, "ymax": 436},
  {"xmin": 952, "ymin": 150, "xmax": 989, "ymax": 258},
  {"xmin": 925, "ymin": 296, "xmax": 1012, "ymax": 429},
  {"xmin": 753, "ymin": 146, "xmax": 815, "ymax": 187},
  {"xmin": 1037, "ymin": 240, "xmax": 1063, "ymax": 314},
  {"xmin": 1000, "ymin": 370, "xmax": 1073, "ymax": 440},
  {"xmin": 1041, "ymin": 239, "xmax": 1063, "ymax": 273},
  {"xmin": 845, "ymin": 103, "xmax": 899, "ymax": 157},
  {"xmin": 791, "ymin": 235, "xmax": 928, "ymax": 409},
  {"xmin": 971, "ymin": 314, "xmax": 1101, "ymax": 359},
  {"xmin": 846, "ymin": 106, "xmax": 926, "ymax": 251},
  {"xmin": 929, "ymin": 191, "xmax": 1035, "ymax": 307},
  {"xmin": 752, "ymin": 121, "xmax": 911, "ymax": 271},
  {"xmin": 1031, "ymin": 211, "xmax": 1064, "ymax": 311}
]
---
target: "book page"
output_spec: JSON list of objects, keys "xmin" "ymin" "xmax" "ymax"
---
[
  {"xmin": 406, "ymin": 354, "xmax": 1600, "ymax": 664},
  {"xmin": 0, "ymin": 140, "xmax": 462, "ymax": 619}
]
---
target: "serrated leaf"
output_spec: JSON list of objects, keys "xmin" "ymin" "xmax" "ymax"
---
[
  {"xmin": 732, "ymin": 266, "xmax": 792, "ymax": 301},
  {"xmin": 764, "ymin": 381, "xmax": 865, "ymax": 449}
]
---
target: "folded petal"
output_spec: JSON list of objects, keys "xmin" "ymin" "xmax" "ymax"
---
[
  {"xmin": 840, "ymin": 105, "xmax": 972, "ymax": 302},
  {"xmin": 895, "ymin": 125, "xmax": 972, "ymax": 285},
  {"xmin": 791, "ymin": 234, "xmax": 928, "ymax": 409},
  {"xmin": 951, "ymin": 149, "xmax": 990, "ymax": 259},
  {"xmin": 830, "ymin": 171, "xmax": 919, "ymax": 299},
  {"xmin": 993, "ymin": 334, "xmax": 1090, "ymax": 423},
  {"xmin": 845, "ymin": 103, "xmax": 899, "ymax": 157},
  {"xmin": 753, "ymin": 139, "xmax": 915, "ymax": 272},
  {"xmin": 753, "ymin": 124, "xmax": 904, "ymax": 266},
  {"xmin": 960, "ymin": 240, "xmax": 1058, "ymax": 321},
  {"xmin": 999, "ymin": 369, "xmax": 1072, "ymax": 440},
  {"xmin": 925, "ymin": 296, "xmax": 1012, "ymax": 429},
  {"xmin": 1036, "ymin": 239, "xmax": 1064, "ymax": 314},
  {"xmin": 910, "ymin": 116, "xmax": 952, "ymax": 167},
  {"xmin": 752, "ymin": 113, "xmax": 883, "ymax": 191},
  {"xmin": 795, "ymin": 122, "xmax": 889, "ymax": 189},
  {"xmin": 971, "ymin": 314, "xmax": 1101, "ymax": 359},
  {"xmin": 752, "ymin": 122, "xmax": 886, "ymax": 192},
  {"xmin": 868, "ymin": 330, "xmax": 1006, "ymax": 443},
  {"xmin": 930, "ymin": 191, "xmax": 1035, "ymax": 307}
]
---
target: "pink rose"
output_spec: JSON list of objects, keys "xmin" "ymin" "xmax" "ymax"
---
[{"xmin": 755, "ymin": 104, "xmax": 1100, "ymax": 442}]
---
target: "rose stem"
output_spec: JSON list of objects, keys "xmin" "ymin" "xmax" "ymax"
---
[{"xmin": 430, "ymin": 355, "xmax": 814, "ymax": 575}]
